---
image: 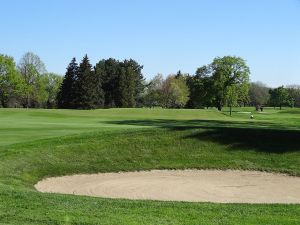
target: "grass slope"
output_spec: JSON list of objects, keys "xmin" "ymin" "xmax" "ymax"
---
[{"xmin": 0, "ymin": 107, "xmax": 299, "ymax": 224}]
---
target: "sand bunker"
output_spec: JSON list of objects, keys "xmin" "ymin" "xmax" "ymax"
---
[{"xmin": 35, "ymin": 170, "xmax": 300, "ymax": 203}]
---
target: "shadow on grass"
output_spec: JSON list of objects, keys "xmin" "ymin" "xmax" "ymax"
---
[
  {"xmin": 185, "ymin": 128, "xmax": 300, "ymax": 153},
  {"xmin": 279, "ymin": 109, "xmax": 300, "ymax": 114},
  {"xmin": 105, "ymin": 119, "xmax": 300, "ymax": 153},
  {"xmin": 105, "ymin": 119, "xmax": 270, "ymax": 129}
]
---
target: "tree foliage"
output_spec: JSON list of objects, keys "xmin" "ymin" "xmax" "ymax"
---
[
  {"xmin": 95, "ymin": 58, "xmax": 144, "ymax": 108},
  {"xmin": 3, "ymin": 51, "xmax": 300, "ymax": 111},
  {"xmin": 18, "ymin": 52, "xmax": 48, "ymax": 107},
  {"xmin": 210, "ymin": 56, "xmax": 250, "ymax": 111},
  {"xmin": 249, "ymin": 82, "xmax": 270, "ymax": 108},
  {"xmin": 269, "ymin": 86, "xmax": 292, "ymax": 110},
  {"xmin": 187, "ymin": 56, "xmax": 250, "ymax": 112},
  {"xmin": 143, "ymin": 74, "xmax": 189, "ymax": 108},
  {"xmin": 74, "ymin": 55, "xmax": 100, "ymax": 109},
  {"xmin": 286, "ymin": 85, "xmax": 300, "ymax": 107},
  {"xmin": 186, "ymin": 66, "xmax": 213, "ymax": 108},
  {"xmin": 57, "ymin": 58, "xmax": 78, "ymax": 109},
  {"xmin": 44, "ymin": 73, "xmax": 63, "ymax": 108},
  {"xmin": 0, "ymin": 55, "xmax": 25, "ymax": 107}
]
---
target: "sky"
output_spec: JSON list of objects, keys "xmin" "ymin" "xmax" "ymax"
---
[{"xmin": 0, "ymin": 0, "xmax": 300, "ymax": 87}]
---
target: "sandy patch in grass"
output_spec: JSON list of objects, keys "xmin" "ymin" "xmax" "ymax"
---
[{"xmin": 35, "ymin": 170, "xmax": 300, "ymax": 203}]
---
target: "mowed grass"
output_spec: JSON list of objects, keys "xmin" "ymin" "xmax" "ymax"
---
[{"xmin": 0, "ymin": 107, "xmax": 300, "ymax": 224}]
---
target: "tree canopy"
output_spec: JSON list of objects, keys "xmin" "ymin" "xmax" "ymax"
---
[
  {"xmin": 269, "ymin": 86, "xmax": 292, "ymax": 110},
  {"xmin": 186, "ymin": 56, "xmax": 250, "ymax": 113},
  {"xmin": 0, "ymin": 55, "xmax": 24, "ymax": 107},
  {"xmin": 249, "ymin": 82, "xmax": 270, "ymax": 108}
]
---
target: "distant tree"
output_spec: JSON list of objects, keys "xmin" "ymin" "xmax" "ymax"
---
[
  {"xmin": 186, "ymin": 66, "xmax": 214, "ymax": 108},
  {"xmin": 286, "ymin": 85, "xmax": 300, "ymax": 107},
  {"xmin": 57, "ymin": 58, "xmax": 78, "ymax": 109},
  {"xmin": 175, "ymin": 70, "xmax": 184, "ymax": 79},
  {"xmin": 142, "ymin": 74, "xmax": 164, "ymax": 107},
  {"xmin": 0, "ymin": 54, "xmax": 25, "ymax": 107},
  {"xmin": 128, "ymin": 59, "xmax": 145, "ymax": 107},
  {"xmin": 143, "ymin": 74, "xmax": 189, "ymax": 108},
  {"xmin": 75, "ymin": 55, "xmax": 100, "ymax": 109},
  {"xmin": 162, "ymin": 75, "xmax": 189, "ymax": 108},
  {"xmin": 226, "ymin": 81, "xmax": 249, "ymax": 116},
  {"xmin": 249, "ymin": 82, "xmax": 270, "ymax": 110},
  {"xmin": 170, "ymin": 76, "xmax": 190, "ymax": 108},
  {"xmin": 95, "ymin": 58, "xmax": 120, "ymax": 107},
  {"xmin": 45, "ymin": 73, "xmax": 63, "ymax": 108},
  {"xmin": 116, "ymin": 59, "xmax": 144, "ymax": 107},
  {"xmin": 33, "ymin": 73, "xmax": 49, "ymax": 107},
  {"xmin": 95, "ymin": 58, "xmax": 144, "ymax": 108},
  {"xmin": 190, "ymin": 56, "xmax": 250, "ymax": 112},
  {"xmin": 18, "ymin": 52, "xmax": 47, "ymax": 107},
  {"xmin": 210, "ymin": 56, "xmax": 250, "ymax": 111},
  {"xmin": 269, "ymin": 86, "xmax": 291, "ymax": 110}
]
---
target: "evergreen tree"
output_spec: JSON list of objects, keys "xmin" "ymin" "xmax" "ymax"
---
[
  {"xmin": 95, "ymin": 58, "xmax": 119, "ymax": 107},
  {"xmin": 95, "ymin": 58, "xmax": 144, "ymax": 108},
  {"xmin": 57, "ymin": 58, "xmax": 78, "ymax": 108},
  {"xmin": 75, "ymin": 55, "xmax": 100, "ymax": 109},
  {"xmin": 127, "ymin": 59, "xmax": 145, "ymax": 107},
  {"xmin": 116, "ymin": 60, "xmax": 137, "ymax": 107},
  {"xmin": 93, "ymin": 65, "xmax": 104, "ymax": 109}
]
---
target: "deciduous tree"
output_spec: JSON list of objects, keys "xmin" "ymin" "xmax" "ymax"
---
[
  {"xmin": 269, "ymin": 86, "xmax": 291, "ymax": 110},
  {"xmin": 0, "ymin": 55, "xmax": 25, "ymax": 107},
  {"xmin": 18, "ymin": 52, "xmax": 47, "ymax": 107},
  {"xmin": 210, "ymin": 56, "xmax": 250, "ymax": 111},
  {"xmin": 249, "ymin": 82, "xmax": 270, "ymax": 109}
]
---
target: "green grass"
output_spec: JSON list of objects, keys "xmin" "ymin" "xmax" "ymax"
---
[{"xmin": 0, "ymin": 107, "xmax": 299, "ymax": 224}]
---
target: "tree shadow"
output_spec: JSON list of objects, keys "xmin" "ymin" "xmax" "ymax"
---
[
  {"xmin": 184, "ymin": 127, "xmax": 300, "ymax": 153},
  {"xmin": 105, "ymin": 119, "xmax": 300, "ymax": 153},
  {"xmin": 105, "ymin": 118, "xmax": 300, "ymax": 130},
  {"xmin": 279, "ymin": 110, "xmax": 300, "ymax": 114}
]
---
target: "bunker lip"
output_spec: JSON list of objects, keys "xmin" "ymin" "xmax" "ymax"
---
[{"xmin": 35, "ymin": 170, "xmax": 300, "ymax": 204}]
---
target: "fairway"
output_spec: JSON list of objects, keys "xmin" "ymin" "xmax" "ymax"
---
[{"xmin": 0, "ymin": 108, "xmax": 300, "ymax": 224}]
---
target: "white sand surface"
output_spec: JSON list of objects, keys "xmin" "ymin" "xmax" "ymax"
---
[{"xmin": 35, "ymin": 170, "xmax": 300, "ymax": 203}]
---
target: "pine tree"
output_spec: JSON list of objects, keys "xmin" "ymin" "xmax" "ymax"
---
[
  {"xmin": 95, "ymin": 58, "xmax": 144, "ymax": 108},
  {"xmin": 57, "ymin": 58, "xmax": 78, "ymax": 108},
  {"xmin": 122, "ymin": 59, "xmax": 144, "ymax": 107},
  {"xmin": 94, "ymin": 65, "xmax": 104, "ymax": 108},
  {"xmin": 75, "ymin": 55, "xmax": 100, "ymax": 109},
  {"xmin": 95, "ymin": 58, "xmax": 119, "ymax": 108},
  {"xmin": 115, "ymin": 64, "xmax": 127, "ymax": 107},
  {"xmin": 117, "ymin": 60, "xmax": 136, "ymax": 107}
]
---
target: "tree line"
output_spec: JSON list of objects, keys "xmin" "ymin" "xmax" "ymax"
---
[
  {"xmin": 1, "ymin": 52, "xmax": 300, "ymax": 110},
  {"xmin": 0, "ymin": 52, "xmax": 62, "ymax": 108},
  {"xmin": 249, "ymin": 82, "xmax": 300, "ymax": 110}
]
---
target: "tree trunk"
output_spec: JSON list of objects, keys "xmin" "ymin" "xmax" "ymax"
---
[
  {"xmin": 27, "ymin": 93, "xmax": 30, "ymax": 108},
  {"xmin": 256, "ymin": 105, "xmax": 260, "ymax": 111},
  {"xmin": 230, "ymin": 106, "xmax": 232, "ymax": 116}
]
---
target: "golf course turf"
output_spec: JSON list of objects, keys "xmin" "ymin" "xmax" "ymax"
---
[{"xmin": 0, "ymin": 108, "xmax": 300, "ymax": 224}]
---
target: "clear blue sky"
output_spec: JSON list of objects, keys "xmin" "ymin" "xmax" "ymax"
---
[{"xmin": 1, "ymin": 0, "xmax": 300, "ymax": 87}]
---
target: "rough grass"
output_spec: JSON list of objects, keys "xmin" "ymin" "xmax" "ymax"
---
[{"xmin": 0, "ymin": 107, "xmax": 299, "ymax": 224}]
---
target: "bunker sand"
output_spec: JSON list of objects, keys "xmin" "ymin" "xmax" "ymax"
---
[{"xmin": 35, "ymin": 170, "xmax": 300, "ymax": 203}]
